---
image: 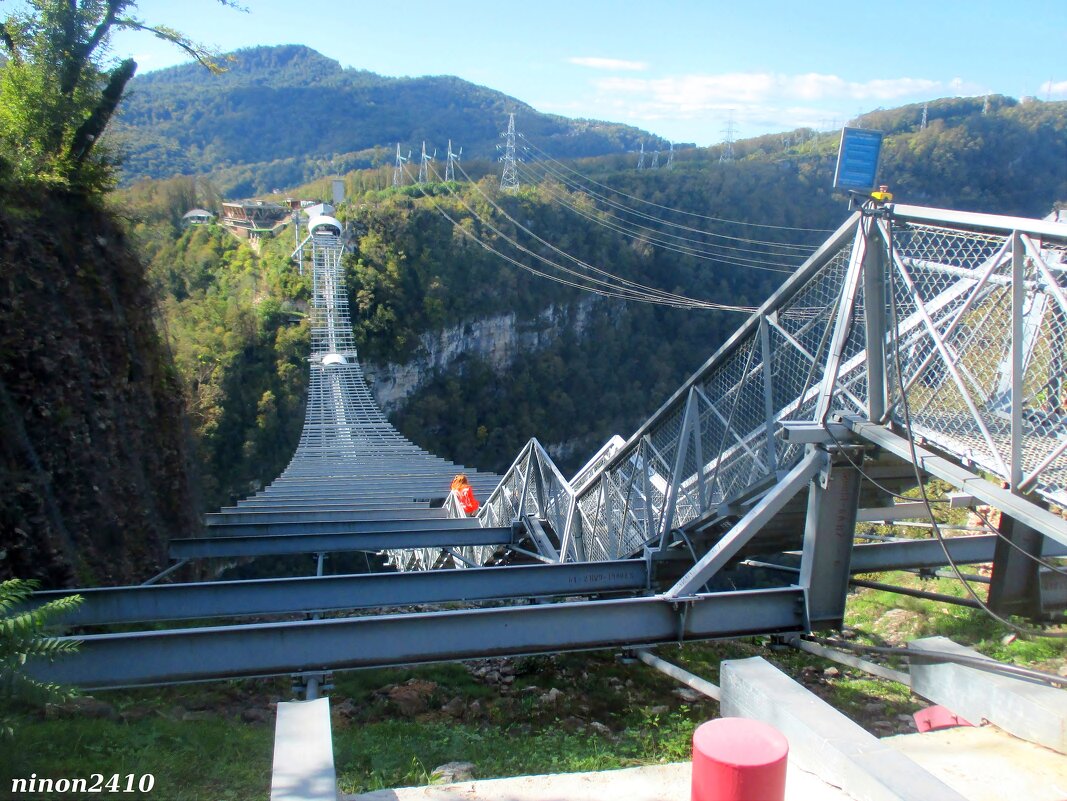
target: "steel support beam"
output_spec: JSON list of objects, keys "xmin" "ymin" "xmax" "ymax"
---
[
  {"xmin": 31, "ymin": 561, "xmax": 648, "ymax": 625},
  {"xmin": 846, "ymin": 418, "xmax": 1067, "ymax": 548},
  {"xmin": 29, "ymin": 589, "xmax": 806, "ymax": 689},
  {"xmin": 800, "ymin": 461, "xmax": 861, "ymax": 629},
  {"xmin": 200, "ymin": 517, "xmax": 485, "ymax": 538},
  {"xmin": 849, "ymin": 533, "xmax": 1067, "ymax": 573},
  {"xmin": 206, "ymin": 508, "xmax": 449, "ymax": 525},
  {"xmin": 863, "ymin": 217, "xmax": 889, "ymax": 422},
  {"xmin": 169, "ymin": 527, "xmax": 513, "ymax": 559},
  {"xmin": 986, "ymin": 516, "xmax": 1043, "ymax": 617}
]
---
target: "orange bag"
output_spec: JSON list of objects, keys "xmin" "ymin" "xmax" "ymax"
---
[{"xmin": 458, "ymin": 485, "xmax": 480, "ymax": 516}]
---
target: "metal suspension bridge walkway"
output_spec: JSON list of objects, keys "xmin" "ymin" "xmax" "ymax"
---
[{"xmin": 27, "ymin": 202, "xmax": 1067, "ymax": 694}]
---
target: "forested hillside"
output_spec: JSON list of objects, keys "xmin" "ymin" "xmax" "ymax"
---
[
  {"xmin": 115, "ymin": 94, "xmax": 1067, "ymax": 512},
  {"xmin": 113, "ymin": 45, "xmax": 669, "ymax": 196}
]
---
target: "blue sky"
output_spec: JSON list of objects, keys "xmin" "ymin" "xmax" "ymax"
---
[{"xmin": 110, "ymin": 0, "xmax": 1067, "ymax": 146}]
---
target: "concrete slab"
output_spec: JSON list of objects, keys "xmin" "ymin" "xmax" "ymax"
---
[
  {"xmin": 271, "ymin": 697, "xmax": 338, "ymax": 801},
  {"xmin": 720, "ymin": 656, "xmax": 968, "ymax": 801},
  {"xmin": 345, "ymin": 761, "xmax": 854, "ymax": 801},
  {"xmin": 887, "ymin": 724, "xmax": 1067, "ymax": 801},
  {"xmin": 909, "ymin": 636, "xmax": 1067, "ymax": 754}
]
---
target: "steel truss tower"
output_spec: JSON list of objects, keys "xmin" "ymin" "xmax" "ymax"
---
[
  {"xmin": 500, "ymin": 113, "xmax": 519, "ymax": 191},
  {"xmin": 445, "ymin": 139, "xmax": 462, "ymax": 182},
  {"xmin": 392, "ymin": 143, "xmax": 409, "ymax": 188}
]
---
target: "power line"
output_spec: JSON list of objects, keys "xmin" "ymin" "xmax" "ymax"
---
[
  {"xmin": 522, "ymin": 156, "xmax": 818, "ymax": 252},
  {"xmin": 515, "ymin": 164, "xmax": 802, "ymax": 274},
  {"xmin": 406, "ymin": 161, "xmax": 755, "ymax": 313},
  {"xmin": 519, "ymin": 133, "xmax": 833, "ymax": 233},
  {"xmin": 453, "ymin": 160, "xmax": 752, "ymax": 307}
]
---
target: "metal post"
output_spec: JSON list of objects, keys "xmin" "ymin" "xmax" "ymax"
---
[
  {"xmin": 987, "ymin": 515, "xmax": 1043, "ymax": 618},
  {"xmin": 758, "ymin": 316, "xmax": 779, "ymax": 475},
  {"xmin": 642, "ymin": 436, "xmax": 655, "ymax": 544},
  {"xmin": 799, "ymin": 457, "xmax": 861, "ymax": 630},
  {"xmin": 659, "ymin": 389, "xmax": 698, "ymax": 543},
  {"xmin": 1010, "ymin": 231, "xmax": 1025, "ymax": 490},
  {"xmin": 814, "ymin": 225, "xmax": 867, "ymax": 422},
  {"xmin": 863, "ymin": 217, "xmax": 888, "ymax": 422}
]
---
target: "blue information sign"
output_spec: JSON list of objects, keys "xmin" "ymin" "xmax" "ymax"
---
[{"xmin": 833, "ymin": 127, "xmax": 884, "ymax": 191}]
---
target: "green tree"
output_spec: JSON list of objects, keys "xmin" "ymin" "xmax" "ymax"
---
[
  {"xmin": 0, "ymin": 579, "xmax": 81, "ymax": 738},
  {"xmin": 0, "ymin": 0, "xmax": 236, "ymax": 190}
]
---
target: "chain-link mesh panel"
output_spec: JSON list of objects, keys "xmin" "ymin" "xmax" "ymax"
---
[
  {"xmin": 885, "ymin": 218, "xmax": 1067, "ymax": 507},
  {"xmin": 552, "ymin": 209, "xmax": 1067, "ymax": 563}
]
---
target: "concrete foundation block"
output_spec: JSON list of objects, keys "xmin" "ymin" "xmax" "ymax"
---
[
  {"xmin": 909, "ymin": 635, "xmax": 1067, "ymax": 754},
  {"xmin": 720, "ymin": 656, "xmax": 967, "ymax": 801},
  {"xmin": 271, "ymin": 697, "xmax": 338, "ymax": 801}
]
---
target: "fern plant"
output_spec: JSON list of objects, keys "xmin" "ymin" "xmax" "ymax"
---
[{"xmin": 0, "ymin": 578, "xmax": 82, "ymax": 738}]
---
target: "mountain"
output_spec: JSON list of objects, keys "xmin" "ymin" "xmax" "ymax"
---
[
  {"xmin": 114, "ymin": 93, "xmax": 1067, "ymax": 508},
  {"xmin": 114, "ymin": 44, "xmax": 670, "ymax": 196}
]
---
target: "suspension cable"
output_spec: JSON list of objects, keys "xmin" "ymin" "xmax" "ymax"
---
[
  {"xmin": 519, "ymin": 133, "xmax": 834, "ymax": 233},
  {"xmin": 405, "ymin": 165, "xmax": 755, "ymax": 312}
]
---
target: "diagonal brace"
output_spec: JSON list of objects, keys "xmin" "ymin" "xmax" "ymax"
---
[{"xmin": 663, "ymin": 449, "xmax": 828, "ymax": 599}]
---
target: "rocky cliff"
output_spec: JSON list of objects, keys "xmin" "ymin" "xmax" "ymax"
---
[
  {"xmin": 0, "ymin": 191, "xmax": 200, "ymax": 586},
  {"xmin": 362, "ymin": 299, "xmax": 597, "ymax": 413}
]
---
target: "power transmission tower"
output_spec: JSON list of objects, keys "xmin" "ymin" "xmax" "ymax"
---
[
  {"xmin": 417, "ymin": 141, "xmax": 435, "ymax": 184},
  {"xmin": 637, "ymin": 141, "xmax": 646, "ymax": 170},
  {"xmin": 651, "ymin": 148, "xmax": 659, "ymax": 168},
  {"xmin": 921, "ymin": 102, "xmax": 928, "ymax": 129},
  {"xmin": 445, "ymin": 139, "xmax": 462, "ymax": 182},
  {"xmin": 500, "ymin": 113, "xmax": 519, "ymax": 191},
  {"xmin": 392, "ymin": 143, "xmax": 409, "ymax": 187},
  {"xmin": 719, "ymin": 113, "xmax": 736, "ymax": 163},
  {"xmin": 666, "ymin": 141, "xmax": 674, "ymax": 169},
  {"xmin": 983, "ymin": 95, "xmax": 990, "ymax": 115}
]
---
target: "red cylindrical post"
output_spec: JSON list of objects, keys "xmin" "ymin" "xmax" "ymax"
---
[{"xmin": 691, "ymin": 717, "xmax": 788, "ymax": 801}]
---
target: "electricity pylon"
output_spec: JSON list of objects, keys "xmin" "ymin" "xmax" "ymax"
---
[
  {"xmin": 417, "ymin": 141, "xmax": 436, "ymax": 184},
  {"xmin": 720, "ymin": 113, "xmax": 736, "ymax": 163},
  {"xmin": 445, "ymin": 139, "xmax": 462, "ymax": 182},
  {"xmin": 392, "ymin": 143, "xmax": 410, "ymax": 187},
  {"xmin": 500, "ymin": 113, "xmax": 519, "ymax": 191}
]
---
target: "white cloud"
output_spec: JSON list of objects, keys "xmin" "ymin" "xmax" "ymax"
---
[
  {"xmin": 568, "ymin": 56, "xmax": 649, "ymax": 72},
  {"xmin": 1041, "ymin": 79, "xmax": 1067, "ymax": 97},
  {"xmin": 595, "ymin": 71, "xmax": 946, "ymax": 110},
  {"xmin": 570, "ymin": 70, "xmax": 991, "ymax": 143}
]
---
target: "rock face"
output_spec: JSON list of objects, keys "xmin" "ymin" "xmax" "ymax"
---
[
  {"xmin": 362, "ymin": 300, "xmax": 596, "ymax": 413},
  {"xmin": 0, "ymin": 191, "xmax": 200, "ymax": 586}
]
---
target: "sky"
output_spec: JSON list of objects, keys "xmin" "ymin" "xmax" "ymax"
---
[{"xmin": 109, "ymin": 0, "xmax": 1067, "ymax": 146}]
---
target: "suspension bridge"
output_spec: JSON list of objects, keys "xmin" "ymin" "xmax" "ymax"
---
[{"xmin": 23, "ymin": 180, "xmax": 1067, "ymax": 798}]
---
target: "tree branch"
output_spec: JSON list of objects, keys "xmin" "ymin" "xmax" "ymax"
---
[
  {"xmin": 0, "ymin": 21, "xmax": 20, "ymax": 64},
  {"xmin": 115, "ymin": 19, "xmax": 230, "ymax": 74},
  {"xmin": 59, "ymin": 0, "xmax": 125, "ymax": 96},
  {"xmin": 69, "ymin": 58, "xmax": 137, "ymax": 165}
]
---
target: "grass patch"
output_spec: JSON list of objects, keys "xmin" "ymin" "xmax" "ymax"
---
[
  {"xmin": 334, "ymin": 716, "xmax": 694, "ymax": 794},
  {"xmin": 0, "ymin": 714, "xmax": 272, "ymax": 800}
]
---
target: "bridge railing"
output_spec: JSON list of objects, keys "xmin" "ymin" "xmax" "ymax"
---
[
  {"xmin": 558, "ymin": 205, "xmax": 1067, "ymax": 562},
  {"xmin": 388, "ymin": 203, "xmax": 1067, "ymax": 571},
  {"xmin": 566, "ymin": 214, "xmax": 865, "ymax": 560},
  {"xmin": 879, "ymin": 207, "xmax": 1067, "ymax": 506}
]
